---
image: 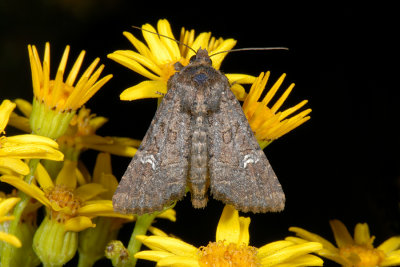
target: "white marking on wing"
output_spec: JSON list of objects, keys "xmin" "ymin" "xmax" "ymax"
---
[
  {"xmin": 140, "ymin": 154, "xmax": 157, "ymax": 170},
  {"xmin": 242, "ymin": 154, "xmax": 259, "ymax": 168}
]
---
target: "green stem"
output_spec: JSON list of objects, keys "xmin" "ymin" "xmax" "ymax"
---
[
  {"xmin": 127, "ymin": 213, "xmax": 158, "ymax": 266},
  {"xmin": 0, "ymin": 159, "xmax": 40, "ymax": 266},
  {"xmin": 42, "ymin": 263, "xmax": 62, "ymax": 267},
  {"xmin": 77, "ymin": 253, "xmax": 97, "ymax": 267}
]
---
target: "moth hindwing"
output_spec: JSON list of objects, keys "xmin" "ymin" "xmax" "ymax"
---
[{"xmin": 112, "ymin": 48, "xmax": 285, "ymax": 215}]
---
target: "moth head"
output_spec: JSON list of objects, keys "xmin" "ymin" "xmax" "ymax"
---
[{"xmin": 189, "ymin": 49, "xmax": 212, "ymax": 66}]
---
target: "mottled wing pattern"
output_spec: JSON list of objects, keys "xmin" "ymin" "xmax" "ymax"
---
[
  {"xmin": 112, "ymin": 85, "xmax": 190, "ymax": 215},
  {"xmin": 208, "ymin": 86, "xmax": 285, "ymax": 213}
]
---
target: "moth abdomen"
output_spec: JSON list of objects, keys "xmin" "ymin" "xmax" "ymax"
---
[{"xmin": 189, "ymin": 114, "xmax": 209, "ymax": 208}]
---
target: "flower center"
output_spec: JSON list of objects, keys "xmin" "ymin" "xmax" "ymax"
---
[
  {"xmin": 339, "ymin": 244, "xmax": 385, "ymax": 267},
  {"xmin": 198, "ymin": 241, "xmax": 260, "ymax": 267},
  {"xmin": 45, "ymin": 185, "xmax": 81, "ymax": 223}
]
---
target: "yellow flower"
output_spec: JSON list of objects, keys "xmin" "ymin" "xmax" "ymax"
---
[
  {"xmin": 28, "ymin": 42, "xmax": 113, "ymax": 112},
  {"xmin": 1, "ymin": 159, "xmax": 134, "ymax": 266},
  {"xmin": 8, "ymin": 99, "xmax": 139, "ymax": 160},
  {"xmin": 28, "ymin": 42, "xmax": 113, "ymax": 138},
  {"xmin": 243, "ymin": 72, "xmax": 312, "ymax": 149},
  {"xmin": 135, "ymin": 205, "xmax": 323, "ymax": 266},
  {"xmin": 0, "ymin": 197, "xmax": 22, "ymax": 247},
  {"xmin": 0, "ymin": 99, "xmax": 63, "ymax": 176},
  {"xmin": 289, "ymin": 219, "xmax": 400, "ymax": 266},
  {"xmin": 0, "ymin": 160, "xmax": 133, "ymax": 232},
  {"xmin": 108, "ymin": 18, "xmax": 255, "ymax": 102}
]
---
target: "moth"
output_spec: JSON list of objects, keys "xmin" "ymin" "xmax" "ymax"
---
[{"xmin": 113, "ymin": 48, "xmax": 285, "ymax": 215}]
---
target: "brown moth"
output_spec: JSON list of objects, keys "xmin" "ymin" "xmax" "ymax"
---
[{"xmin": 113, "ymin": 48, "xmax": 285, "ymax": 215}]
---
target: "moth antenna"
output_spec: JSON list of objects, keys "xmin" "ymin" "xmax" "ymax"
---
[
  {"xmin": 131, "ymin": 25, "xmax": 197, "ymax": 54},
  {"xmin": 209, "ymin": 47, "xmax": 289, "ymax": 58}
]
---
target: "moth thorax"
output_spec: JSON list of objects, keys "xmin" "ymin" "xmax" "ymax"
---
[{"xmin": 189, "ymin": 114, "xmax": 209, "ymax": 208}]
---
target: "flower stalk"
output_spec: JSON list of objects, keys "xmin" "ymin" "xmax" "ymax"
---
[{"xmin": 127, "ymin": 212, "xmax": 159, "ymax": 266}]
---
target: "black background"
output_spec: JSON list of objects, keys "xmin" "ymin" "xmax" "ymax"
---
[{"xmin": 1, "ymin": 1, "xmax": 399, "ymax": 266}]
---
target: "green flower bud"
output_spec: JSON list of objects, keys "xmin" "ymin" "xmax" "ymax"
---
[{"xmin": 33, "ymin": 216, "xmax": 78, "ymax": 267}]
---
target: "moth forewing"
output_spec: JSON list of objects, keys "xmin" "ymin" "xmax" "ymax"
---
[
  {"xmin": 113, "ymin": 48, "xmax": 285, "ymax": 215},
  {"xmin": 112, "ymin": 79, "xmax": 190, "ymax": 215}
]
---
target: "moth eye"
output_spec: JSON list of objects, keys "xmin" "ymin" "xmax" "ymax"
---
[{"xmin": 189, "ymin": 55, "xmax": 197, "ymax": 63}]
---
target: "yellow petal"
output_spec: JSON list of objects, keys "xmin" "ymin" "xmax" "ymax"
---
[
  {"xmin": 353, "ymin": 222, "xmax": 372, "ymax": 246},
  {"xmin": 156, "ymin": 208, "xmax": 176, "ymax": 222},
  {"xmin": 14, "ymin": 98, "xmax": 32, "ymax": 117},
  {"xmin": 272, "ymin": 254, "xmax": 324, "ymax": 267},
  {"xmin": 260, "ymin": 242, "xmax": 323, "ymax": 266},
  {"xmin": 329, "ymin": 219, "xmax": 354, "ymax": 248},
  {"xmin": 107, "ymin": 51, "xmax": 161, "ymax": 80},
  {"xmin": 64, "ymin": 216, "xmax": 95, "ymax": 232},
  {"xmin": 258, "ymin": 240, "xmax": 295, "ymax": 258},
  {"xmin": 83, "ymin": 143, "xmax": 137, "ymax": 157},
  {"xmin": 134, "ymin": 250, "xmax": 175, "ymax": 261},
  {"xmin": 0, "ymin": 231, "xmax": 22, "ymax": 247},
  {"xmin": 142, "ymin": 23, "xmax": 174, "ymax": 65},
  {"xmin": 120, "ymin": 80, "xmax": 166, "ymax": 101},
  {"xmin": 381, "ymin": 250, "xmax": 400, "ymax": 266},
  {"xmin": 230, "ymin": 84, "xmax": 247, "ymax": 101},
  {"xmin": 0, "ymin": 175, "xmax": 50, "ymax": 207},
  {"xmin": 0, "ymin": 157, "xmax": 30, "ymax": 175},
  {"xmin": 157, "ymin": 19, "xmax": 181, "ymax": 62},
  {"xmin": 216, "ymin": 205, "xmax": 240, "ymax": 244},
  {"xmin": 0, "ymin": 143, "xmax": 63, "ymax": 161},
  {"xmin": 92, "ymin": 152, "xmax": 111, "ymax": 181},
  {"xmin": 148, "ymin": 226, "xmax": 169, "ymax": 237},
  {"xmin": 55, "ymin": 160, "xmax": 77, "ymax": 189},
  {"xmin": 225, "ymin": 73, "xmax": 257, "ymax": 84},
  {"xmin": 238, "ymin": 216, "xmax": 250, "ymax": 245},
  {"xmin": 122, "ymin": 31, "xmax": 152, "ymax": 59},
  {"xmin": 157, "ymin": 255, "xmax": 200, "ymax": 267},
  {"xmin": 78, "ymin": 201, "xmax": 134, "ymax": 220},
  {"xmin": 289, "ymin": 227, "xmax": 338, "ymax": 253},
  {"xmin": 136, "ymin": 235, "xmax": 198, "ymax": 257},
  {"xmin": 97, "ymin": 173, "xmax": 118, "ymax": 199},
  {"xmin": 377, "ymin": 236, "xmax": 400, "ymax": 253},
  {"xmin": 0, "ymin": 99, "xmax": 16, "ymax": 132},
  {"xmin": 6, "ymin": 134, "xmax": 58, "ymax": 148},
  {"xmin": 73, "ymin": 183, "xmax": 107, "ymax": 202},
  {"xmin": 0, "ymin": 197, "xmax": 20, "ymax": 216},
  {"xmin": 35, "ymin": 162, "xmax": 54, "ymax": 189},
  {"xmin": 8, "ymin": 113, "xmax": 31, "ymax": 133},
  {"xmin": 209, "ymin": 38, "xmax": 237, "ymax": 69}
]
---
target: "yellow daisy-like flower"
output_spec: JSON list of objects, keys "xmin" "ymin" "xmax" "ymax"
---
[
  {"xmin": 243, "ymin": 72, "xmax": 312, "ymax": 149},
  {"xmin": 289, "ymin": 219, "xmax": 400, "ymax": 267},
  {"xmin": 0, "ymin": 160, "xmax": 133, "ymax": 232},
  {"xmin": 28, "ymin": 42, "xmax": 113, "ymax": 112},
  {"xmin": 28, "ymin": 42, "xmax": 113, "ymax": 139},
  {"xmin": 135, "ymin": 205, "xmax": 323, "ymax": 266},
  {"xmin": 0, "ymin": 99, "xmax": 63, "ymax": 176},
  {"xmin": 8, "ymin": 99, "xmax": 139, "ymax": 161},
  {"xmin": 108, "ymin": 18, "xmax": 255, "ymax": 102},
  {"xmin": 0, "ymin": 159, "xmax": 134, "ymax": 266},
  {"xmin": 0, "ymin": 197, "xmax": 22, "ymax": 248}
]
